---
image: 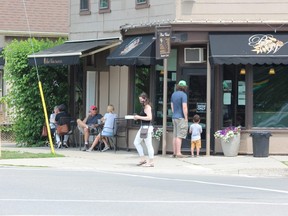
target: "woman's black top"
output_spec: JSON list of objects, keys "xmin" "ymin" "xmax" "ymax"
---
[{"xmin": 139, "ymin": 106, "xmax": 151, "ymax": 126}]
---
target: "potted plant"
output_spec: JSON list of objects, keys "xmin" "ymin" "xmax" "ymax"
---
[
  {"xmin": 142, "ymin": 126, "xmax": 163, "ymax": 155},
  {"xmin": 214, "ymin": 126, "xmax": 241, "ymax": 156},
  {"xmin": 152, "ymin": 127, "xmax": 163, "ymax": 141}
]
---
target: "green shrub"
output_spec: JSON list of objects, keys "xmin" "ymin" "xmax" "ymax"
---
[{"xmin": 3, "ymin": 38, "xmax": 69, "ymax": 146}]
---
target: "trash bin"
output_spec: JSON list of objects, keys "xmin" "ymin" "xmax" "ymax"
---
[{"xmin": 250, "ymin": 132, "xmax": 272, "ymax": 157}]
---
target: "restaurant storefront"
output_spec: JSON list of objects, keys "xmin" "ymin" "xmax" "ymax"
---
[
  {"xmin": 108, "ymin": 28, "xmax": 288, "ymax": 155},
  {"xmin": 210, "ymin": 33, "xmax": 288, "ymax": 154}
]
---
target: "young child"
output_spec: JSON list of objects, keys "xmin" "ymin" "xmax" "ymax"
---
[{"xmin": 189, "ymin": 114, "xmax": 202, "ymax": 157}]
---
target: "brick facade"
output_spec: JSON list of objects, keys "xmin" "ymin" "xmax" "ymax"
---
[{"xmin": 0, "ymin": 0, "xmax": 69, "ymax": 35}]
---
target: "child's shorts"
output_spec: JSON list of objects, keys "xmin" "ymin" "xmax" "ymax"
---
[{"xmin": 191, "ymin": 139, "xmax": 201, "ymax": 149}]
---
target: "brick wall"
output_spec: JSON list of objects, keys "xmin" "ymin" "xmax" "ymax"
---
[{"xmin": 0, "ymin": 0, "xmax": 69, "ymax": 34}]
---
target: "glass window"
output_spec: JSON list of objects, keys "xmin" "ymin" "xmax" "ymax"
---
[
  {"xmin": 253, "ymin": 65, "xmax": 288, "ymax": 127},
  {"xmin": 100, "ymin": 0, "xmax": 109, "ymax": 9},
  {"xmin": 80, "ymin": 0, "xmax": 91, "ymax": 15},
  {"xmin": 154, "ymin": 71, "xmax": 176, "ymax": 126},
  {"xmin": 136, "ymin": 0, "xmax": 147, "ymax": 4},
  {"xmin": 80, "ymin": 0, "xmax": 89, "ymax": 10},
  {"xmin": 99, "ymin": 0, "xmax": 111, "ymax": 13},
  {"xmin": 133, "ymin": 66, "xmax": 150, "ymax": 120},
  {"xmin": 222, "ymin": 65, "xmax": 246, "ymax": 127},
  {"xmin": 135, "ymin": 0, "xmax": 149, "ymax": 9},
  {"xmin": 154, "ymin": 49, "xmax": 177, "ymax": 126}
]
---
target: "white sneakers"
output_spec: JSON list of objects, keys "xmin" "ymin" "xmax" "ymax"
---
[{"xmin": 101, "ymin": 146, "xmax": 110, "ymax": 152}]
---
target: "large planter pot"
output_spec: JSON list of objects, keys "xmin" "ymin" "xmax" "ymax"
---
[
  {"xmin": 142, "ymin": 138, "xmax": 160, "ymax": 155},
  {"xmin": 220, "ymin": 134, "xmax": 240, "ymax": 157}
]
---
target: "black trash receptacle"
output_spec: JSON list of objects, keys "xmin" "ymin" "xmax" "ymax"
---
[{"xmin": 250, "ymin": 132, "xmax": 272, "ymax": 157}]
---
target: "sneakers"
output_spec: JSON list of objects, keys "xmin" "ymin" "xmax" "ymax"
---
[
  {"xmin": 57, "ymin": 141, "xmax": 62, "ymax": 149},
  {"xmin": 82, "ymin": 144, "xmax": 89, "ymax": 151},
  {"xmin": 101, "ymin": 146, "xmax": 110, "ymax": 152},
  {"xmin": 63, "ymin": 142, "xmax": 68, "ymax": 148}
]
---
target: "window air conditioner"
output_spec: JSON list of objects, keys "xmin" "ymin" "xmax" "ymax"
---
[{"xmin": 184, "ymin": 48, "xmax": 206, "ymax": 63}]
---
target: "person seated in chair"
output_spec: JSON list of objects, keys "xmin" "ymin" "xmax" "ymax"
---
[
  {"xmin": 55, "ymin": 104, "xmax": 70, "ymax": 148},
  {"xmin": 86, "ymin": 104, "xmax": 117, "ymax": 152},
  {"xmin": 49, "ymin": 105, "xmax": 59, "ymax": 138},
  {"xmin": 77, "ymin": 105, "xmax": 103, "ymax": 150}
]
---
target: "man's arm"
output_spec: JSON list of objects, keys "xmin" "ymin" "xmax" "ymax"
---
[
  {"xmin": 171, "ymin": 102, "xmax": 174, "ymax": 113},
  {"xmin": 182, "ymin": 102, "xmax": 188, "ymax": 121}
]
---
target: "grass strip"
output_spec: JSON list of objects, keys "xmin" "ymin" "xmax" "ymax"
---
[{"xmin": 0, "ymin": 150, "xmax": 64, "ymax": 160}]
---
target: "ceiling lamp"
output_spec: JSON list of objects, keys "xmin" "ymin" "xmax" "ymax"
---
[
  {"xmin": 240, "ymin": 68, "xmax": 246, "ymax": 75},
  {"xmin": 269, "ymin": 68, "xmax": 275, "ymax": 75}
]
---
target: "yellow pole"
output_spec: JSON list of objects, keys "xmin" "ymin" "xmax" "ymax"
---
[{"xmin": 38, "ymin": 81, "xmax": 55, "ymax": 155}]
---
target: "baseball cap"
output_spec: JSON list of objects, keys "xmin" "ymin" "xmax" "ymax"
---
[
  {"xmin": 178, "ymin": 80, "xmax": 187, "ymax": 87},
  {"xmin": 90, "ymin": 105, "xmax": 97, "ymax": 110}
]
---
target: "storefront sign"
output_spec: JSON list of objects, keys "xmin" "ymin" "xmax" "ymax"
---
[
  {"xmin": 120, "ymin": 37, "xmax": 142, "ymax": 56},
  {"xmin": 155, "ymin": 26, "xmax": 171, "ymax": 59},
  {"xmin": 196, "ymin": 103, "xmax": 206, "ymax": 113},
  {"xmin": 44, "ymin": 57, "xmax": 63, "ymax": 65},
  {"xmin": 249, "ymin": 34, "xmax": 286, "ymax": 54}
]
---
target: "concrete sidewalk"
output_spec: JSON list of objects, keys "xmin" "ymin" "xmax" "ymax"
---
[{"xmin": 1, "ymin": 142, "xmax": 288, "ymax": 177}]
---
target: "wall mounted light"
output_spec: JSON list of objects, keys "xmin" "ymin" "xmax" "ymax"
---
[
  {"xmin": 240, "ymin": 68, "xmax": 246, "ymax": 75},
  {"xmin": 269, "ymin": 68, "xmax": 275, "ymax": 75}
]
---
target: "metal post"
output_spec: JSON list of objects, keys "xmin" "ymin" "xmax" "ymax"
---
[
  {"xmin": 206, "ymin": 43, "xmax": 211, "ymax": 156},
  {"xmin": 162, "ymin": 58, "xmax": 168, "ymax": 156}
]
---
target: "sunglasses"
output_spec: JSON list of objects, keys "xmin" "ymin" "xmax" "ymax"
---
[{"xmin": 92, "ymin": 108, "xmax": 97, "ymax": 110}]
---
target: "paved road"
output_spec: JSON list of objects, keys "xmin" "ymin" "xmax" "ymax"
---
[{"xmin": 1, "ymin": 167, "xmax": 288, "ymax": 216}]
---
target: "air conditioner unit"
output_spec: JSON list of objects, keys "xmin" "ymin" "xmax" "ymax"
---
[{"xmin": 184, "ymin": 48, "xmax": 206, "ymax": 63}]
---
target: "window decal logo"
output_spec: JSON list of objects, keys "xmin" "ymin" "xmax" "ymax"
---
[
  {"xmin": 120, "ymin": 37, "xmax": 142, "ymax": 55},
  {"xmin": 249, "ymin": 34, "xmax": 287, "ymax": 54}
]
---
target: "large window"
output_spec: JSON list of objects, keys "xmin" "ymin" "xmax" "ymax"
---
[
  {"xmin": 253, "ymin": 65, "xmax": 288, "ymax": 127},
  {"xmin": 133, "ymin": 67, "xmax": 150, "ymax": 119},
  {"xmin": 222, "ymin": 65, "xmax": 246, "ymax": 127},
  {"xmin": 154, "ymin": 71, "xmax": 176, "ymax": 126},
  {"xmin": 154, "ymin": 49, "xmax": 177, "ymax": 126}
]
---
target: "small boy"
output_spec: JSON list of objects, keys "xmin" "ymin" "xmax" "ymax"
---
[{"xmin": 189, "ymin": 114, "xmax": 202, "ymax": 157}]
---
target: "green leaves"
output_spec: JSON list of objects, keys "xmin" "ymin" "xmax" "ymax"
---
[{"xmin": 2, "ymin": 38, "xmax": 68, "ymax": 146}]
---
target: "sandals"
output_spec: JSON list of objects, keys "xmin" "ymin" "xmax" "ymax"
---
[
  {"xmin": 137, "ymin": 160, "xmax": 147, "ymax": 166},
  {"xmin": 142, "ymin": 163, "xmax": 154, "ymax": 167}
]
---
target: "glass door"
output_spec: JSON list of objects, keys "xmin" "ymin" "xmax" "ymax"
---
[{"xmin": 181, "ymin": 68, "xmax": 207, "ymax": 152}]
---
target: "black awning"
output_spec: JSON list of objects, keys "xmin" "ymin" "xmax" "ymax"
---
[
  {"xmin": 106, "ymin": 35, "xmax": 157, "ymax": 66},
  {"xmin": 28, "ymin": 38, "xmax": 120, "ymax": 66},
  {"xmin": 0, "ymin": 48, "xmax": 4, "ymax": 68},
  {"xmin": 209, "ymin": 33, "xmax": 288, "ymax": 65}
]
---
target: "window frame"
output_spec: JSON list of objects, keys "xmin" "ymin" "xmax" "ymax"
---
[
  {"xmin": 80, "ymin": 0, "xmax": 91, "ymax": 15},
  {"xmin": 99, "ymin": 0, "xmax": 111, "ymax": 14},
  {"xmin": 135, "ymin": 0, "xmax": 150, "ymax": 9}
]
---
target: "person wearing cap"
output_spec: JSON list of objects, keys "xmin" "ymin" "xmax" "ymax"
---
[
  {"xmin": 86, "ymin": 104, "xmax": 117, "ymax": 152},
  {"xmin": 77, "ymin": 105, "xmax": 103, "ymax": 150},
  {"xmin": 171, "ymin": 80, "xmax": 189, "ymax": 158}
]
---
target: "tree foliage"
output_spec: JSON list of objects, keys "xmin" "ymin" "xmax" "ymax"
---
[{"xmin": 3, "ymin": 38, "xmax": 69, "ymax": 146}]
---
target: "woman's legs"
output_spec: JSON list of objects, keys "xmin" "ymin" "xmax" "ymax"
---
[
  {"xmin": 87, "ymin": 134, "xmax": 100, "ymax": 151},
  {"xmin": 134, "ymin": 129, "xmax": 146, "ymax": 163},
  {"xmin": 134, "ymin": 126, "xmax": 154, "ymax": 166},
  {"xmin": 144, "ymin": 128, "xmax": 154, "ymax": 165}
]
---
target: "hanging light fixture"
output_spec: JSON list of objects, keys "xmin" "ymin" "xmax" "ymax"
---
[
  {"xmin": 269, "ymin": 68, "xmax": 275, "ymax": 75},
  {"xmin": 240, "ymin": 68, "xmax": 246, "ymax": 75}
]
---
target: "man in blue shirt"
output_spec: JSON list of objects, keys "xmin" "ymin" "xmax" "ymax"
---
[
  {"xmin": 77, "ymin": 105, "xmax": 103, "ymax": 150},
  {"xmin": 171, "ymin": 80, "xmax": 188, "ymax": 158}
]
